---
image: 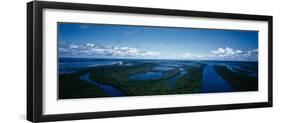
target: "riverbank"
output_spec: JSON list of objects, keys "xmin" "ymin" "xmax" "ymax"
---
[
  {"xmin": 213, "ymin": 65, "xmax": 258, "ymax": 91},
  {"xmin": 59, "ymin": 72, "xmax": 108, "ymax": 99}
]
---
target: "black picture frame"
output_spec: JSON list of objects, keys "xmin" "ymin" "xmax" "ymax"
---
[{"xmin": 27, "ymin": 1, "xmax": 273, "ymax": 122}]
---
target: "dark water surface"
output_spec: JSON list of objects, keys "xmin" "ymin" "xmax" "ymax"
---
[{"xmin": 201, "ymin": 64, "xmax": 233, "ymax": 93}]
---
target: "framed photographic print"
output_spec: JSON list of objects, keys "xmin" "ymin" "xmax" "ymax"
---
[{"xmin": 27, "ymin": 1, "xmax": 273, "ymax": 122}]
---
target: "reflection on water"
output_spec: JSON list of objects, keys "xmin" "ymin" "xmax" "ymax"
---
[
  {"xmin": 130, "ymin": 72, "xmax": 163, "ymax": 80},
  {"xmin": 153, "ymin": 66, "xmax": 175, "ymax": 71},
  {"xmin": 59, "ymin": 58, "xmax": 122, "ymax": 74},
  {"xmin": 60, "ymin": 61, "xmax": 122, "ymax": 69}
]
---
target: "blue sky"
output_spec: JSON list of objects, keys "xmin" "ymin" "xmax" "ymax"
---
[{"xmin": 58, "ymin": 23, "xmax": 258, "ymax": 61}]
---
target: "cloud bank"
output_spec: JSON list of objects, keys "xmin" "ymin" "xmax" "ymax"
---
[
  {"xmin": 59, "ymin": 42, "xmax": 160, "ymax": 58},
  {"xmin": 59, "ymin": 42, "xmax": 258, "ymax": 61},
  {"xmin": 176, "ymin": 47, "xmax": 257, "ymax": 61},
  {"xmin": 210, "ymin": 47, "xmax": 258, "ymax": 61}
]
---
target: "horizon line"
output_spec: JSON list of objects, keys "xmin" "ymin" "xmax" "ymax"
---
[{"xmin": 58, "ymin": 57, "xmax": 258, "ymax": 62}]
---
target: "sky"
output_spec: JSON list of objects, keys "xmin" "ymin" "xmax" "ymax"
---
[{"xmin": 58, "ymin": 23, "xmax": 258, "ymax": 61}]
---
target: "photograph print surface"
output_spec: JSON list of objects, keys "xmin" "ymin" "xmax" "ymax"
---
[{"xmin": 58, "ymin": 22, "xmax": 258, "ymax": 99}]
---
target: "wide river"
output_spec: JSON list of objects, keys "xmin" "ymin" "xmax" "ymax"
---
[{"xmin": 201, "ymin": 64, "xmax": 233, "ymax": 93}]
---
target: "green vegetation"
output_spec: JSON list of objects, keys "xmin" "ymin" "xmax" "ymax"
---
[
  {"xmin": 164, "ymin": 68, "xmax": 181, "ymax": 79},
  {"xmin": 59, "ymin": 61, "xmax": 210, "ymax": 99},
  {"xmin": 213, "ymin": 65, "xmax": 258, "ymax": 91},
  {"xmin": 170, "ymin": 64, "xmax": 206, "ymax": 94},
  {"xmin": 59, "ymin": 73, "xmax": 108, "ymax": 99},
  {"xmin": 232, "ymin": 67, "xmax": 254, "ymax": 74},
  {"xmin": 88, "ymin": 63, "xmax": 169, "ymax": 96}
]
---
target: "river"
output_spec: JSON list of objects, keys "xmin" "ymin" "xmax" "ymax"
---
[
  {"xmin": 80, "ymin": 73, "xmax": 124, "ymax": 96},
  {"xmin": 201, "ymin": 64, "xmax": 233, "ymax": 93}
]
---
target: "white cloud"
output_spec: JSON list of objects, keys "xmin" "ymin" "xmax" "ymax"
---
[
  {"xmin": 210, "ymin": 47, "xmax": 258, "ymax": 61},
  {"xmin": 180, "ymin": 52, "xmax": 203, "ymax": 60},
  {"xmin": 140, "ymin": 51, "xmax": 160, "ymax": 57},
  {"xmin": 211, "ymin": 47, "xmax": 243, "ymax": 57},
  {"xmin": 60, "ymin": 42, "xmax": 257, "ymax": 61},
  {"xmin": 59, "ymin": 42, "xmax": 160, "ymax": 58},
  {"xmin": 236, "ymin": 50, "xmax": 242, "ymax": 54},
  {"xmin": 245, "ymin": 48, "xmax": 258, "ymax": 56}
]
